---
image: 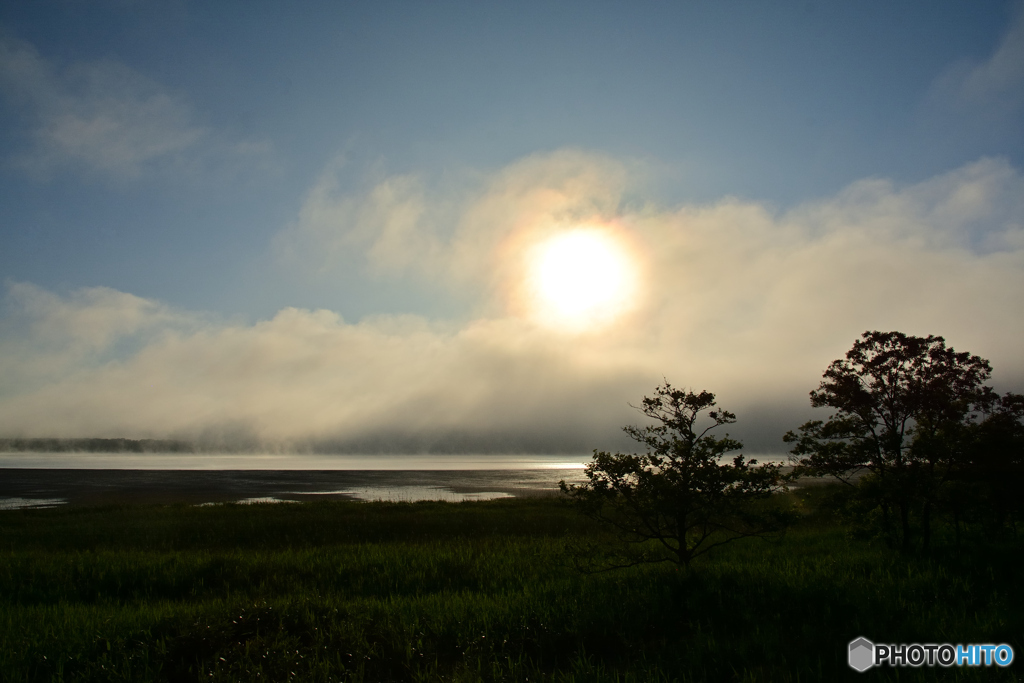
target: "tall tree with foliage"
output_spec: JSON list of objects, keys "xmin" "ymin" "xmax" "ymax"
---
[
  {"xmin": 784, "ymin": 330, "xmax": 1019, "ymax": 550},
  {"xmin": 561, "ymin": 382, "xmax": 790, "ymax": 570},
  {"xmin": 932, "ymin": 391, "xmax": 1024, "ymax": 539}
]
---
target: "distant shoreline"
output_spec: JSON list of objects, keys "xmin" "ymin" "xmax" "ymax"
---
[{"xmin": 0, "ymin": 438, "xmax": 195, "ymax": 453}]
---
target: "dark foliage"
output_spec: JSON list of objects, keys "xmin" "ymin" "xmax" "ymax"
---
[
  {"xmin": 561, "ymin": 382, "xmax": 791, "ymax": 570},
  {"xmin": 785, "ymin": 330, "xmax": 1024, "ymax": 551}
]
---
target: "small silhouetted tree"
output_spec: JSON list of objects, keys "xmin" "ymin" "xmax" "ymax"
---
[
  {"xmin": 561, "ymin": 382, "xmax": 791, "ymax": 571},
  {"xmin": 784, "ymin": 330, "xmax": 1020, "ymax": 550}
]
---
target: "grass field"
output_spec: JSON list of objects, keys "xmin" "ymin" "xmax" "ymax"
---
[{"xmin": 0, "ymin": 488, "xmax": 1019, "ymax": 682}]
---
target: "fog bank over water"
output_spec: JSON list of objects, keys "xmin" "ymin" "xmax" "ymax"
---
[{"xmin": 1, "ymin": 153, "xmax": 1022, "ymax": 454}]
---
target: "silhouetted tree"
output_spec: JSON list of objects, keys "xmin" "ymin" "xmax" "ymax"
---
[
  {"xmin": 784, "ymin": 330, "xmax": 1019, "ymax": 550},
  {"xmin": 561, "ymin": 383, "xmax": 790, "ymax": 570},
  {"xmin": 934, "ymin": 392, "xmax": 1024, "ymax": 540}
]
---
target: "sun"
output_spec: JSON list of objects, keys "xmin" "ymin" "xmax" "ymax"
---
[{"xmin": 524, "ymin": 227, "xmax": 639, "ymax": 331}]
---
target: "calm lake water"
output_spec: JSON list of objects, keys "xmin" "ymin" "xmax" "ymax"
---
[{"xmin": 0, "ymin": 453, "xmax": 589, "ymax": 509}]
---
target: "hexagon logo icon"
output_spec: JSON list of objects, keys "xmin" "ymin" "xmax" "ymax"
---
[{"xmin": 848, "ymin": 637, "xmax": 874, "ymax": 672}]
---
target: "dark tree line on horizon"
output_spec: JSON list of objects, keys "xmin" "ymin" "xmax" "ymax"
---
[{"xmin": 0, "ymin": 438, "xmax": 195, "ymax": 453}]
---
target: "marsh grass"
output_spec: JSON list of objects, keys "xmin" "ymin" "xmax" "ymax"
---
[{"xmin": 0, "ymin": 490, "xmax": 1019, "ymax": 681}]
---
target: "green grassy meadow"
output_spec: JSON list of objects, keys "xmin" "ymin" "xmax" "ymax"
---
[{"xmin": 0, "ymin": 489, "xmax": 1019, "ymax": 682}]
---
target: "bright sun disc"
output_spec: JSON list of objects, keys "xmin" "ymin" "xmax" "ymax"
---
[{"xmin": 527, "ymin": 228, "xmax": 638, "ymax": 331}]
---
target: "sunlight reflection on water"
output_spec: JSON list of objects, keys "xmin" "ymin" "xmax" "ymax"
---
[
  {"xmin": 193, "ymin": 489, "xmax": 515, "ymax": 505},
  {"xmin": 0, "ymin": 497, "xmax": 67, "ymax": 510},
  {"xmin": 320, "ymin": 487, "xmax": 513, "ymax": 502}
]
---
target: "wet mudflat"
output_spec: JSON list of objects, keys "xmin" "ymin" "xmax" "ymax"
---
[{"xmin": 0, "ymin": 467, "xmax": 586, "ymax": 508}]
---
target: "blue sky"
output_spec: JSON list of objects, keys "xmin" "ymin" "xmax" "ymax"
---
[{"xmin": 0, "ymin": 1, "xmax": 1022, "ymax": 452}]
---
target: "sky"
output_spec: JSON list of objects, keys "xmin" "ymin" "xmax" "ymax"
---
[{"xmin": 0, "ymin": 0, "xmax": 1022, "ymax": 454}]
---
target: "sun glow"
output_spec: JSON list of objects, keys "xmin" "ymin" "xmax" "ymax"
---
[{"xmin": 524, "ymin": 227, "xmax": 640, "ymax": 332}]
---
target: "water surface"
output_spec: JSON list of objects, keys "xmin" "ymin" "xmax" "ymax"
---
[{"xmin": 0, "ymin": 453, "xmax": 588, "ymax": 508}]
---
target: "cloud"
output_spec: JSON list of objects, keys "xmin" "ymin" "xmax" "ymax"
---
[
  {"xmin": 1, "ymin": 152, "xmax": 1023, "ymax": 452},
  {"xmin": 0, "ymin": 35, "xmax": 270, "ymax": 179},
  {"xmin": 638, "ymin": 157, "xmax": 1024, "ymax": 391},
  {"xmin": 280, "ymin": 150, "xmax": 644, "ymax": 286},
  {"xmin": 279, "ymin": 161, "xmax": 440, "ymax": 276},
  {"xmin": 928, "ymin": 3, "xmax": 1024, "ymax": 126},
  {"xmin": 0, "ymin": 282, "xmax": 202, "ymax": 396},
  {"xmin": 0, "ymin": 297, "xmax": 653, "ymax": 450}
]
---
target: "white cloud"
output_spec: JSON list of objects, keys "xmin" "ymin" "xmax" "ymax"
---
[
  {"xmin": 0, "ymin": 36, "xmax": 270, "ymax": 179},
  {"xmin": 280, "ymin": 150, "xmax": 643, "ymax": 283},
  {"xmin": 1, "ymin": 152, "xmax": 1023, "ymax": 452},
  {"xmin": 0, "ymin": 282, "xmax": 202, "ymax": 396},
  {"xmin": 4, "ymin": 281, "xmax": 194, "ymax": 350},
  {"xmin": 639, "ymin": 158, "xmax": 1024, "ymax": 390},
  {"xmin": 279, "ymin": 161, "xmax": 441, "ymax": 275},
  {"xmin": 0, "ymin": 298, "xmax": 653, "ymax": 450},
  {"xmin": 929, "ymin": 3, "xmax": 1024, "ymax": 124}
]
